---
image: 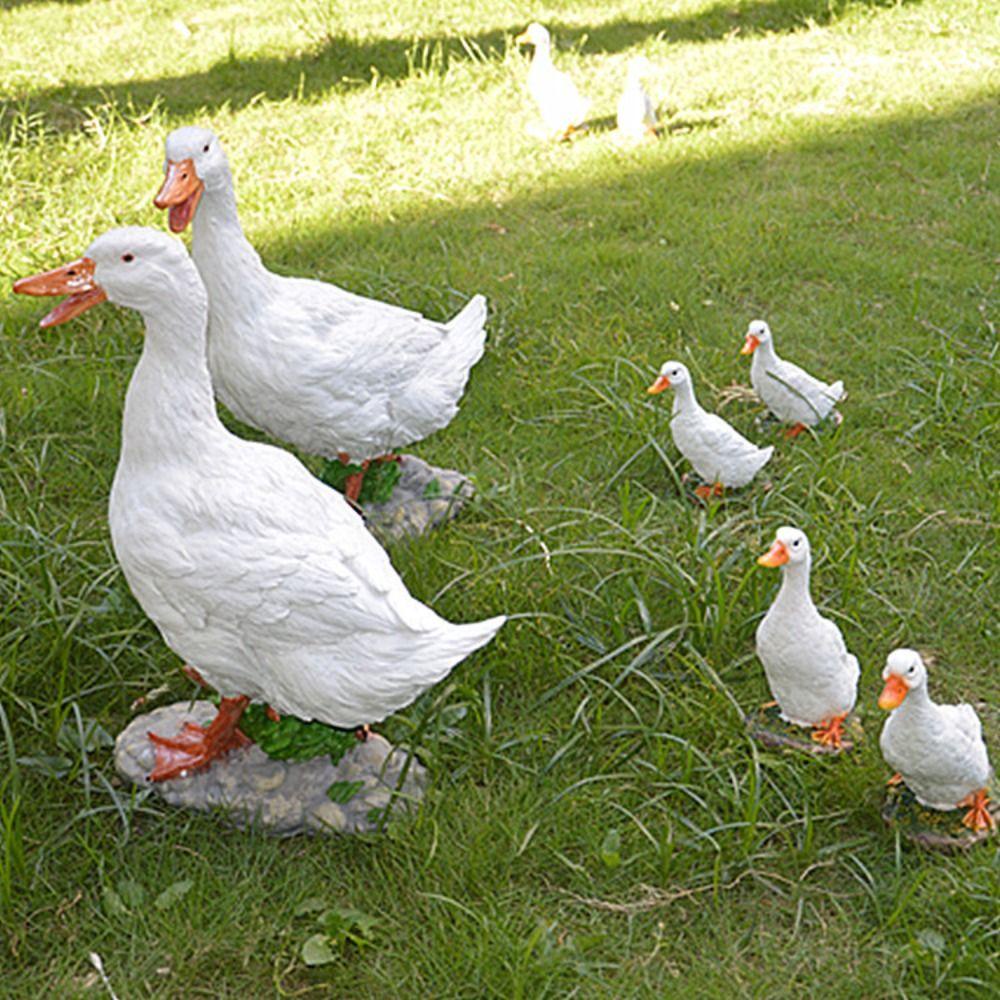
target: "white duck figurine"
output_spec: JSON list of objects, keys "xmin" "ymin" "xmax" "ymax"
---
[
  {"xmin": 647, "ymin": 360, "xmax": 773, "ymax": 498},
  {"xmin": 878, "ymin": 648, "xmax": 994, "ymax": 831},
  {"xmin": 14, "ymin": 228, "xmax": 505, "ymax": 782},
  {"xmin": 153, "ymin": 127, "xmax": 489, "ymax": 502},
  {"xmin": 755, "ymin": 526, "xmax": 859, "ymax": 749},
  {"xmin": 616, "ymin": 56, "xmax": 657, "ymax": 140},
  {"xmin": 515, "ymin": 23, "xmax": 590, "ymax": 140},
  {"xmin": 740, "ymin": 320, "xmax": 844, "ymax": 437}
]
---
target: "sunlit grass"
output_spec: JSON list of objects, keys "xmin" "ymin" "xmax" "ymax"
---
[{"xmin": 1, "ymin": 0, "xmax": 998, "ymax": 995}]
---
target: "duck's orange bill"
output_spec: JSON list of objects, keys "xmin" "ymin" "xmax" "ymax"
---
[
  {"xmin": 757, "ymin": 540, "xmax": 789, "ymax": 567},
  {"xmin": 12, "ymin": 257, "xmax": 107, "ymax": 328},
  {"xmin": 154, "ymin": 158, "xmax": 204, "ymax": 233},
  {"xmin": 647, "ymin": 375, "xmax": 670, "ymax": 394},
  {"xmin": 740, "ymin": 334, "xmax": 760, "ymax": 355},
  {"xmin": 514, "ymin": 30, "xmax": 530, "ymax": 43},
  {"xmin": 878, "ymin": 674, "xmax": 909, "ymax": 710}
]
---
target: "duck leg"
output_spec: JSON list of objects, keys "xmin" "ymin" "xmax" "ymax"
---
[
  {"xmin": 886, "ymin": 772, "xmax": 903, "ymax": 786},
  {"xmin": 784, "ymin": 423, "xmax": 807, "ymax": 439},
  {"xmin": 694, "ymin": 482, "xmax": 724, "ymax": 501},
  {"xmin": 958, "ymin": 789, "xmax": 995, "ymax": 832},
  {"xmin": 810, "ymin": 713, "xmax": 848, "ymax": 750},
  {"xmin": 147, "ymin": 695, "xmax": 251, "ymax": 782}
]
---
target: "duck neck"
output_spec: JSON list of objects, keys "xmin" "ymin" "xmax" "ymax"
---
[
  {"xmin": 119, "ymin": 281, "xmax": 226, "ymax": 469},
  {"xmin": 190, "ymin": 174, "xmax": 271, "ymax": 304},
  {"xmin": 892, "ymin": 683, "xmax": 934, "ymax": 723},
  {"xmin": 531, "ymin": 42, "xmax": 553, "ymax": 69},
  {"xmin": 753, "ymin": 339, "xmax": 779, "ymax": 369},
  {"xmin": 671, "ymin": 379, "xmax": 701, "ymax": 418},
  {"xmin": 774, "ymin": 557, "xmax": 813, "ymax": 609}
]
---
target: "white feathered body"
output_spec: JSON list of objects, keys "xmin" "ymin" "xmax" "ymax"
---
[
  {"xmin": 750, "ymin": 341, "xmax": 844, "ymax": 426},
  {"xmin": 108, "ymin": 265, "xmax": 503, "ymax": 728},
  {"xmin": 527, "ymin": 49, "xmax": 590, "ymax": 133},
  {"xmin": 192, "ymin": 187, "xmax": 488, "ymax": 461},
  {"xmin": 880, "ymin": 692, "xmax": 992, "ymax": 811},
  {"xmin": 669, "ymin": 387, "xmax": 773, "ymax": 488},
  {"xmin": 756, "ymin": 567, "xmax": 859, "ymax": 727},
  {"xmin": 617, "ymin": 77, "xmax": 656, "ymax": 138}
]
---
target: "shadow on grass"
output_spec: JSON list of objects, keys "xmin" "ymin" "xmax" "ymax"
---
[{"xmin": 7, "ymin": 0, "xmax": 924, "ymax": 133}]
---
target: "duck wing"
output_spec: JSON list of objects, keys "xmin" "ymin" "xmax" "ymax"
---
[{"xmin": 763, "ymin": 360, "xmax": 843, "ymax": 416}]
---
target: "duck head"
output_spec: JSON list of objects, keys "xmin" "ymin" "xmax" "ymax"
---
[
  {"xmin": 516, "ymin": 22, "xmax": 551, "ymax": 49},
  {"xmin": 646, "ymin": 359, "xmax": 690, "ymax": 395},
  {"xmin": 740, "ymin": 319, "xmax": 772, "ymax": 356},
  {"xmin": 878, "ymin": 648, "xmax": 927, "ymax": 710},
  {"xmin": 14, "ymin": 227, "xmax": 198, "ymax": 325},
  {"xmin": 154, "ymin": 126, "xmax": 230, "ymax": 233},
  {"xmin": 757, "ymin": 525, "xmax": 809, "ymax": 568},
  {"xmin": 626, "ymin": 55, "xmax": 652, "ymax": 81}
]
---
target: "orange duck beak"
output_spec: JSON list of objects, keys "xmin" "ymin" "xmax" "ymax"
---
[
  {"xmin": 878, "ymin": 674, "xmax": 909, "ymax": 710},
  {"xmin": 154, "ymin": 158, "xmax": 204, "ymax": 233},
  {"xmin": 647, "ymin": 374, "xmax": 670, "ymax": 394},
  {"xmin": 13, "ymin": 257, "xmax": 107, "ymax": 328},
  {"xmin": 757, "ymin": 540, "xmax": 789, "ymax": 567},
  {"xmin": 741, "ymin": 334, "xmax": 760, "ymax": 355}
]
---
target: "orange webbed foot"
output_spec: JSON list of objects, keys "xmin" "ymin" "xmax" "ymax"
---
[
  {"xmin": 147, "ymin": 695, "xmax": 251, "ymax": 782},
  {"xmin": 958, "ymin": 789, "xmax": 995, "ymax": 832},
  {"xmin": 887, "ymin": 772, "xmax": 903, "ymax": 786},
  {"xmin": 811, "ymin": 713, "xmax": 848, "ymax": 750},
  {"xmin": 784, "ymin": 423, "xmax": 807, "ymax": 439}
]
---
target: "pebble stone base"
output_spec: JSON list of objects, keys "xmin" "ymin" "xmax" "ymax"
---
[
  {"xmin": 362, "ymin": 455, "xmax": 473, "ymax": 542},
  {"xmin": 115, "ymin": 701, "xmax": 426, "ymax": 836},
  {"xmin": 881, "ymin": 780, "xmax": 999, "ymax": 852}
]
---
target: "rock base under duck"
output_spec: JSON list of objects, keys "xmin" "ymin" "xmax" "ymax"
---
[
  {"xmin": 745, "ymin": 703, "xmax": 861, "ymax": 755},
  {"xmin": 321, "ymin": 454, "xmax": 473, "ymax": 542},
  {"xmin": 115, "ymin": 701, "xmax": 426, "ymax": 836},
  {"xmin": 881, "ymin": 780, "xmax": 999, "ymax": 852}
]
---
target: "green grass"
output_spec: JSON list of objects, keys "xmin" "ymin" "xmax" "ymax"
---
[{"xmin": 1, "ymin": 0, "xmax": 998, "ymax": 995}]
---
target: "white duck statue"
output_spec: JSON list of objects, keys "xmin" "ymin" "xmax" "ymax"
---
[
  {"xmin": 755, "ymin": 526, "xmax": 859, "ymax": 749},
  {"xmin": 878, "ymin": 648, "xmax": 994, "ymax": 831},
  {"xmin": 740, "ymin": 320, "xmax": 844, "ymax": 437},
  {"xmin": 647, "ymin": 360, "xmax": 773, "ymax": 498},
  {"xmin": 515, "ymin": 23, "xmax": 590, "ymax": 140},
  {"xmin": 616, "ymin": 56, "xmax": 657, "ymax": 141},
  {"xmin": 152, "ymin": 127, "xmax": 489, "ymax": 502},
  {"xmin": 14, "ymin": 228, "xmax": 505, "ymax": 782}
]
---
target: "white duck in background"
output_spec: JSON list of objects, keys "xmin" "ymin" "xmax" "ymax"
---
[
  {"xmin": 617, "ymin": 56, "xmax": 657, "ymax": 141},
  {"xmin": 755, "ymin": 526, "xmax": 859, "ymax": 749},
  {"xmin": 14, "ymin": 228, "xmax": 505, "ymax": 782},
  {"xmin": 878, "ymin": 648, "xmax": 994, "ymax": 831},
  {"xmin": 741, "ymin": 320, "xmax": 845, "ymax": 437},
  {"xmin": 153, "ymin": 127, "xmax": 489, "ymax": 502},
  {"xmin": 647, "ymin": 360, "xmax": 773, "ymax": 498},
  {"xmin": 515, "ymin": 23, "xmax": 590, "ymax": 140}
]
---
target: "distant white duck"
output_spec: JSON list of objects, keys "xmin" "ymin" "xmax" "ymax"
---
[
  {"xmin": 879, "ymin": 648, "xmax": 994, "ymax": 831},
  {"xmin": 647, "ymin": 360, "xmax": 773, "ymax": 498},
  {"xmin": 515, "ymin": 23, "xmax": 590, "ymax": 140},
  {"xmin": 616, "ymin": 56, "xmax": 657, "ymax": 140},
  {"xmin": 755, "ymin": 526, "xmax": 859, "ymax": 749},
  {"xmin": 741, "ymin": 320, "xmax": 844, "ymax": 437},
  {"xmin": 153, "ymin": 127, "xmax": 489, "ymax": 502},
  {"xmin": 14, "ymin": 228, "xmax": 505, "ymax": 782}
]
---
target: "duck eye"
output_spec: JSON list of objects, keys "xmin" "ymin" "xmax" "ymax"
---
[
  {"xmin": 203, "ymin": 143, "xmax": 210, "ymax": 153},
  {"xmin": 122, "ymin": 253, "xmax": 134, "ymax": 263}
]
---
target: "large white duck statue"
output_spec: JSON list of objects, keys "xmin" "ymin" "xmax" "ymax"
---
[
  {"xmin": 14, "ymin": 228, "xmax": 505, "ymax": 782},
  {"xmin": 647, "ymin": 360, "xmax": 773, "ymax": 498},
  {"xmin": 755, "ymin": 526, "xmax": 859, "ymax": 749},
  {"xmin": 515, "ymin": 23, "xmax": 590, "ymax": 140},
  {"xmin": 152, "ymin": 127, "xmax": 489, "ymax": 502},
  {"xmin": 740, "ymin": 320, "xmax": 844, "ymax": 437},
  {"xmin": 878, "ymin": 648, "xmax": 994, "ymax": 831}
]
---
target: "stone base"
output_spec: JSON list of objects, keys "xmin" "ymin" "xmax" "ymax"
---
[
  {"xmin": 115, "ymin": 701, "xmax": 426, "ymax": 836},
  {"xmin": 745, "ymin": 703, "xmax": 860, "ymax": 756},
  {"xmin": 881, "ymin": 781, "xmax": 999, "ymax": 852},
  {"xmin": 362, "ymin": 455, "xmax": 473, "ymax": 542}
]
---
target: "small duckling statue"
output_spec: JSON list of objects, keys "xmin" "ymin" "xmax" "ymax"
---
[
  {"xmin": 515, "ymin": 23, "xmax": 590, "ymax": 141},
  {"xmin": 617, "ymin": 56, "xmax": 657, "ymax": 141},
  {"xmin": 879, "ymin": 648, "xmax": 995, "ymax": 835},
  {"xmin": 647, "ymin": 360, "xmax": 772, "ymax": 498}
]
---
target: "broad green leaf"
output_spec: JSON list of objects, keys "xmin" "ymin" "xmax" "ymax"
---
[
  {"xmin": 300, "ymin": 933, "xmax": 336, "ymax": 966},
  {"xmin": 154, "ymin": 879, "xmax": 193, "ymax": 910}
]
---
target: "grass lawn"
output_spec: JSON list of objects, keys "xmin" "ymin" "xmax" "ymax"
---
[{"xmin": 1, "ymin": 0, "xmax": 998, "ymax": 995}]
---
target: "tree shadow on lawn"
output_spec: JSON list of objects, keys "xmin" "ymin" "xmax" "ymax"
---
[{"xmin": 8, "ymin": 0, "xmax": 925, "ymax": 133}]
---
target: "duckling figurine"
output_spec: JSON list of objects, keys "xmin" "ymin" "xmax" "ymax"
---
[
  {"xmin": 616, "ymin": 56, "xmax": 657, "ymax": 141},
  {"xmin": 879, "ymin": 648, "xmax": 994, "ymax": 831},
  {"xmin": 740, "ymin": 320, "xmax": 844, "ymax": 437},
  {"xmin": 14, "ymin": 229, "xmax": 505, "ymax": 782},
  {"xmin": 515, "ymin": 23, "xmax": 590, "ymax": 141},
  {"xmin": 647, "ymin": 360, "xmax": 773, "ymax": 498},
  {"xmin": 755, "ymin": 526, "xmax": 859, "ymax": 749}
]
